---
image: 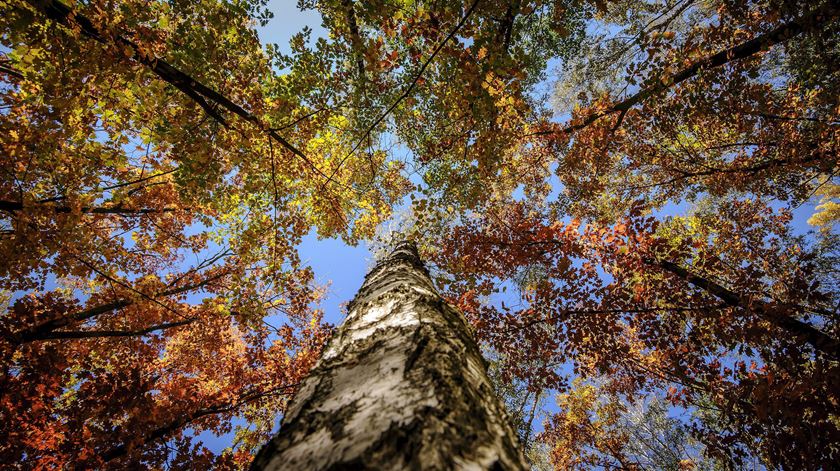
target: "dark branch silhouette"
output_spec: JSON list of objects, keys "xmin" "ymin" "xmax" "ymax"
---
[
  {"xmin": 25, "ymin": 0, "xmax": 332, "ymax": 182},
  {"xmin": 11, "ymin": 271, "xmax": 227, "ymax": 343},
  {"xmin": 101, "ymin": 385, "xmax": 297, "ymax": 464},
  {"xmin": 33, "ymin": 319, "xmax": 194, "ymax": 341},
  {"xmin": 544, "ymin": 2, "xmax": 839, "ymax": 135},
  {"xmin": 652, "ymin": 258, "xmax": 840, "ymax": 360},
  {"xmin": 0, "ymin": 199, "xmax": 175, "ymax": 215}
]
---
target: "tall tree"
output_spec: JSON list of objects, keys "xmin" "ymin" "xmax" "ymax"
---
[
  {"xmin": 3, "ymin": 0, "xmax": 839, "ymax": 468},
  {"xmin": 251, "ymin": 241, "xmax": 527, "ymax": 470},
  {"xmin": 0, "ymin": 0, "xmax": 379, "ymax": 466}
]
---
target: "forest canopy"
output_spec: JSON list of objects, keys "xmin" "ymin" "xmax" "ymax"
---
[{"xmin": 1, "ymin": 0, "xmax": 838, "ymax": 468}]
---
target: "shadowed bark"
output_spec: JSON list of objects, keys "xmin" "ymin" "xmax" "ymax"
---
[{"xmin": 251, "ymin": 241, "xmax": 527, "ymax": 470}]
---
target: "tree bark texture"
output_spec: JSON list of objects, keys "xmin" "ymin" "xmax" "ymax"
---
[{"xmin": 251, "ymin": 242, "xmax": 527, "ymax": 470}]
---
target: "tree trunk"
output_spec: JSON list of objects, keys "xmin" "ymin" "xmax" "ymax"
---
[{"xmin": 251, "ymin": 241, "xmax": 527, "ymax": 470}]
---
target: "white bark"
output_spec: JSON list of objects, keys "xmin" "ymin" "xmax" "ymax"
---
[{"xmin": 251, "ymin": 242, "xmax": 527, "ymax": 470}]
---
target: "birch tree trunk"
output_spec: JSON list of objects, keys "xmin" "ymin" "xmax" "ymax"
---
[{"xmin": 251, "ymin": 241, "xmax": 527, "ymax": 470}]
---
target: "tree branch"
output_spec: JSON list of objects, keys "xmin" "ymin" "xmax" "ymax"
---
[
  {"xmin": 35, "ymin": 169, "xmax": 180, "ymax": 204},
  {"xmin": 33, "ymin": 318, "xmax": 194, "ymax": 340},
  {"xmin": 0, "ymin": 199, "xmax": 175, "ymax": 215},
  {"xmin": 341, "ymin": 0, "xmax": 366, "ymax": 82},
  {"xmin": 0, "ymin": 63, "xmax": 24, "ymax": 79},
  {"xmin": 550, "ymin": 1, "xmax": 839, "ymax": 135},
  {"xmin": 25, "ymin": 0, "xmax": 330, "ymax": 181},
  {"xmin": 652, "ymin": 258, "xmax": 840, "ymax": 360},
  {"xmin": 321, "ymin": 0, "xmax": 482, "ymax": 190},
  {"xmin": 101, "ymin": 384, "xmax": 297, "ymax": 464},
  {"xmin": 12, "ymin": 270, "xmax": 227, "ymax": 343}
]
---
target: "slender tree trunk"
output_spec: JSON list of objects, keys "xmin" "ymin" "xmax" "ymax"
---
[{"xmin": 251, "ymin": 241, "xmax": 527, "ymax": 470}]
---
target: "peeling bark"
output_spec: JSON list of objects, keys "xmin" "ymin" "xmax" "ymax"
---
[{"xmin": 251, "ymin": 241, "xmax": 527, "ymax": 470}]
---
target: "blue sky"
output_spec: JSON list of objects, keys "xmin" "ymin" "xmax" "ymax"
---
[
  {"xmin": 258, "ymin": 1, "xmax": 370, "ymax": 327},
  {"xmin": 258, "ymin": 0, "xmax": 327, "ymax": 54}
]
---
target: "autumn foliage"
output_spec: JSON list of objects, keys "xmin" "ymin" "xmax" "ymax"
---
[{"xmin": 1, "ymin": 0, "xmax": 838, "ymax": 468}]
